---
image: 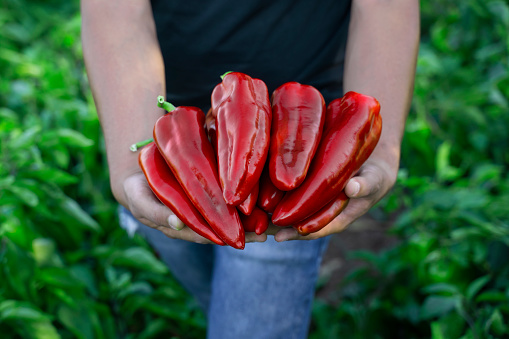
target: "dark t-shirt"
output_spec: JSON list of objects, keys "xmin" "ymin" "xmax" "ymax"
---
[{"xmin": 151, "ymin": 0, "xmax": 352, "ymax": 111}]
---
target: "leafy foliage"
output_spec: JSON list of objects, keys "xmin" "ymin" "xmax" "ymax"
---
[
  {"xmin": 311, "ymin": 1, "xmax": 509, "ymax": 338},
  {"xmin": 0, "ymin": 0, "xmax": 205, "ymax": 338}
]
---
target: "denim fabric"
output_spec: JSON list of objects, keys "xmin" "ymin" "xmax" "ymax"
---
[{"xmin": 119, "ymin": 206, "xmax": 329, "ymax": 339}]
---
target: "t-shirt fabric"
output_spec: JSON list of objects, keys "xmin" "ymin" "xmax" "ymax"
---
[{"xmin": 151, "ymin": 0, "xmax": 352, "ymax": 111}]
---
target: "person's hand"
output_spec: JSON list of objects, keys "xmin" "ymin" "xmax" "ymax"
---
[
  {"xmin": 121, "ymin": 172, "xmax": 268, "ymax": 244},
  {"xmin": 272, "ymin": 153, "xmax": 398, "ymax": 242}
]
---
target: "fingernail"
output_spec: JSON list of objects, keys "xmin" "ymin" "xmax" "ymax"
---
[
  {"xmin": 168, "ymin": 215, "xmax": 184, "ymax": 230},
  {"xmin": 351, "ymin": 181, "xmax": 360, "ymax": 197}
]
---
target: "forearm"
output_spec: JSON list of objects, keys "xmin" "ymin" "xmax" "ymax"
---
[
  {"xmin": 81, "ymin": 0, "xmax": 164, "ymax": 206},
  {"xmin": 344, "ymin": 0, "xmax": 420, "ymax": 170}
]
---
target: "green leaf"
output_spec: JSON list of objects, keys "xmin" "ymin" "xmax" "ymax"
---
[
  {"xmin": 431, "ymin": 321, "xmax": 446, "ymax": 339},
  {"xmin": 487, "ymin": 309, "xmax": 507, "ymax": 336},
  {"xmin": 475, "ymin": 291, "xmax": 508, "ymax": 303},
  {"xmin": 8, "ymin": 126, "xmax": 41, "ymax": 149},
  {"xmin": 23, "ymin": 168, "xmax": 78, "ymax": 186},
  {"xmin": 1, "ymin": 238, "xmax": 37, "ymax": 300},
  {"xmin": 57, "ymin": 304, "xmax": 95, "ymax": 339},
  {"xmin": 0, "ymin": 300, "xmax": 51, "ymax": 322},
  {"xmin": 8, "ymin": 185, "xmax": 39, "ymax": 207},
  {"xmin": 420, "ymin": 295, "xmax": 461, "ymax": 320},
  {"xmin": 49, "ymin": 146, "xmax": 71, "ymax": 169},
  {"xmin": 0, "ymin": 176, "xmax": 15, "ymax": 188},
  {"xmin": 24, "ymin": 320, "xmax": 61, "ymax": 339},
  {"xmin": 69, "ymin": 265, "xmax": 98, "ymax": 298},
  {"xmin": 38, "ymin": 266, "xmax": 86, "ymax": 289},
  {"xmin": 430, "ymin": 312, "xmax": 466, "ymax": 339},
  {"xmin": 422, "ymin": 283, "xmax": 460, "ymax": 296},
  {"xmin": 58, "ymin": 197, "xmax": 100, "ymax": 232},
  {"xmin": 436, "ymin": 141, "xmax": 463, "ymax": 182},
  {"xmin": 111, "ymin": 247, "xmax": 168, "ymax": 274},
  {"xmin": 32, "ymin": 238, "xmax": 62, "ymax": 267},
  {"xmin": 117, "ymin": 281, "xmax": 152, "ymax": 300},
  {"xmin": 136, "ymin": 318, "xmax": 168, "ymax": 339},
  {"xmin": 465, "ymin": 275, "xmax": 491, "ymax": 301},
  {"xmin": 56, "ymin": 128, "xmax": 94, "ymax": 148},
  {"xmin": 0, "ymin": 107, "xmax": 18, "ymax": 124}
]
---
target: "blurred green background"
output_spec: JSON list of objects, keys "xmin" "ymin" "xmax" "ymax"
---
[{"xmin": 0, "ymin": 0, "xmax": 508, "ymax": 338}]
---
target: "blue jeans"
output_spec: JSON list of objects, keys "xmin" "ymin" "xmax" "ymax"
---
[{"xmin": 119, "ymin": 207, "xmax": 329, "ymax": 339}]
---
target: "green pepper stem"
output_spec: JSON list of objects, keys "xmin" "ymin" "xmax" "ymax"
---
[
  {"xmin": 130, "ymin": 138, "xmax": 153, "ymax": 152},
  {"xmin": 157, "ymin": 96, "xmax": 176, "ymax": 113},
  {"xmin": 220, "ymin": 71, "xmax": 233, "ymax": 80},
  {"xmin": 130, "ymin": 96, "xmax": 175, "ymax": 151}
]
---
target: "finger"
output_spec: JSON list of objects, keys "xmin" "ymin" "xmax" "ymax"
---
[
  {"xmin": 245, "ymin": 232, "xmax": 268, "ymax": 243},
  {"xmin": 167, "ymin": 214, "xmax": 185, "ymax": 231},
  {"xmin": 274, "ymin": 227, "xmax": 299, "ymax": 242},
  {"xmin": 123, "ymin": 174, "xmax": 215, "ymax": 244},
  {"xmin": 264, "ymin": 224, "xmax": 282, "ymax": 236},
  {"xmin": 274, "ymin": 197, "xmax": 371, "ymax": 242},
  {"xmin": 124, "ymin": 175, "xmax": 175, "ymax": 229},
  {"xmin": 344, "ymin": 166, "xmax": 383, "ymax": 198}
]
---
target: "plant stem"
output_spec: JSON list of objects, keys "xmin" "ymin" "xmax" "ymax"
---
[
  {"xmin": 130, "ymin": 96, "xmax": 175, "ymax": 151},
  {"xmin": 130, "ymin": 138, "xmax": 153, "ymax": 152},
  {"xmin": 220, "ymin": 71, "xmax": 233, "ymax": 80},
  {"xmin": 157, "ymin": 96, "xmax": 176, "ymax": 113}
]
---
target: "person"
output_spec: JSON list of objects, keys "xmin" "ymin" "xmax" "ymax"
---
[{"xmin": 81, "ymin": 0, "xmax": 420, "ymax": 337}]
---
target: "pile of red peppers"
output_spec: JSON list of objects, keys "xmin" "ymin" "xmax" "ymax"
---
[{"xmin": 134, "ymin": 72, "xmax": 382, "ymax": 249}]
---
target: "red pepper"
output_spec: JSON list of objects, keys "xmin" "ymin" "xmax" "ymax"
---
[
  {"xmin": 205, "ymin": 108, "xmax": 218, "ymax": 154},
  {"xmin": 269, "ymin": 82, "xmax": 326, "ymax": 191},
  {"xmin": 239, "ymin": 206, "xmax": 269, "ymax": 235},
  {"xmin": 206, "ymin": 106, "xmax": 259, "ymax": 215},
  {"xmin": 257, "ymin": 165, "xmax": 285, "ymax": 213},
  {"xmin": 238, "ymin": 182, "xmax": 259, "ymax": 215},
  {"xmin": 292, "ymin": 192, "xmax": 349, "ymax": 236},
  {"xmin": 272, "ymin": 91, "xmax": 382, "ymax": 226},
  {"xmin": 323, "ymin": 95, "xmax": 344, "ymax": 135},
  {"xmin": 154, "ymin": 97, "xmax": 245, "ymax": 249},
  {"xmin": 211, "ymin": 72, "xmax": 271, "ymax": 206},
  {"xmin": 139, "ymin": 142, "xmax": 225, "ymax": 245}
]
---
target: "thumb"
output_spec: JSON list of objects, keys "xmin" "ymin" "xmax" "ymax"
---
[
  {"xmin": 167, "ymin": 214, "xmax": 185, "ymax": 231},
  {"xmin": 344, "ymin": 167, "xmax": 383, "ymax": 199}
]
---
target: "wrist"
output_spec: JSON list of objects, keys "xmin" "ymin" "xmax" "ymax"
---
[{"xmin": 110, "ymin": 166, "xmax": 143, "ymax": 208}]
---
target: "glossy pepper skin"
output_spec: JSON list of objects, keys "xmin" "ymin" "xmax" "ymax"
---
[
  {"xmin": 154, "ymin": 104, "xmax": 245, "ymax": 249},
  {"xmin": 211, "ymin": 72, "xmax": 272, "ymax": 206},
  {"xmin": 139, "ymin": 143, "xmax": 225, "ymax": 245},
  {"xmin": 238, "ymin": 182, "xmax": 259, "ymax": 215},
  {"xmin": 257, "ymin": 165, "xmax": 285, "ymax": 213},
  {"xmin": 206, "ymin": 107, "xmax": 259, "ymax": 215},
  {"xmin": 239, "ymin": 206, "xmax": 269, "ymax": 235},
  {"xmin": 269, "ymin": 82, "xmax": 326, "ymax": 191},
  {"xmin": 292, "ymin": 192, "xmax": 349, "ymax": 236},
  {"xmin": 272, "ymin": 91, "xmax": 382, "ymax": 226}
]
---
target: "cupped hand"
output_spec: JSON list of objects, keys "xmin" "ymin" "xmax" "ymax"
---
[
  {"xmin": 122, "ymin": 172, "xmax": 268, "ymax": 244},
  {"xmin": 272, "ymin": 155, "xmax": 398, "ymax": 242}
]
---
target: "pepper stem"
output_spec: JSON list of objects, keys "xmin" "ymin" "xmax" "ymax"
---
[
  {"xmin": 130, "ymin": 138, "xmax": 153, "ymax": 152},
  {"xmin": 220, "ymin": 71, "xmax": 233, "ymax": 80},
  {"xmin": 157, "ymin": 96, "xmax": 176, "ymax": 113},
  {"xmin": 130, "ymin": 96, "xmax": 175, "ymax": 152}
]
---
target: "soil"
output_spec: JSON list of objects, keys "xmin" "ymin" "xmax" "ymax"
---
[{"xmin": 315, "ymin": 214, "xmax": 400, "ymax": 304}]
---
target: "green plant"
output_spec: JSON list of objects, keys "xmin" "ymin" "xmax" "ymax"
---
[
  {"xmin": 311, "ymin": 1, "xmax": 509, "ymax": 338},
  {"xmin": 0, "ymin": 1, "xmax": 206, "ymax": 338}
]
